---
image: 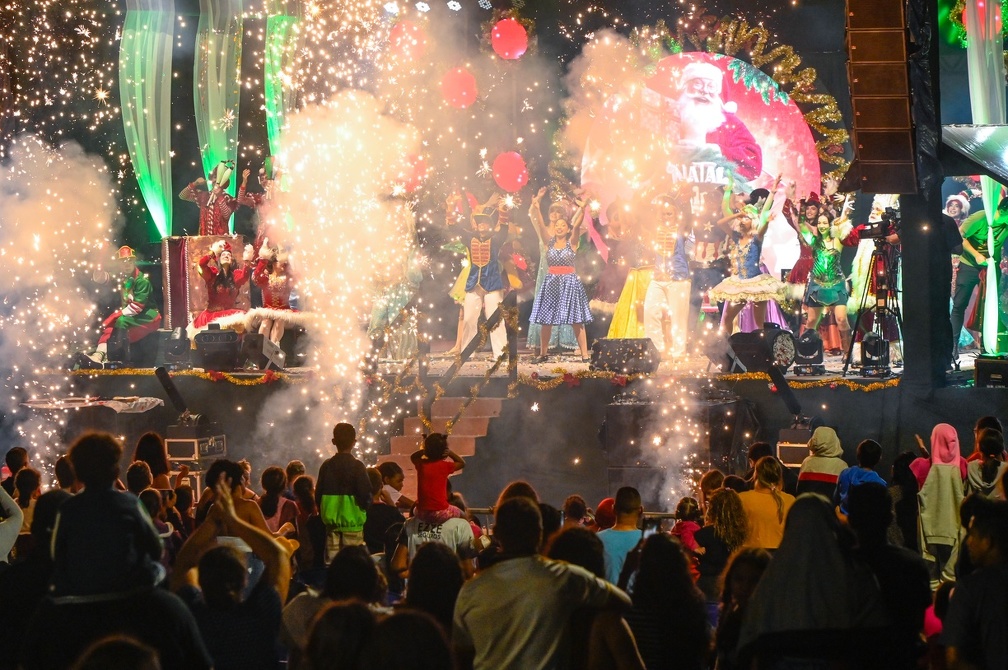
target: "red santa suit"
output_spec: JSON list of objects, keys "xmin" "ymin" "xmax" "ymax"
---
[
  {"xmin": 179, "ymin": 181, "xmax": 242, "ymax": 236},
  {"xmin": 707, "ymin": 112, "xmax": 762, "ymax": 181},
  {"xmin": 187, "ymin": 251, "xmax": 252, "ymax": 338}
]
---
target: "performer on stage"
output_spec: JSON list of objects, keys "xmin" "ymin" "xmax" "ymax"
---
[
  {"xmin": 252, "ymin": 243, "xmax": 298, "ymax": 347},
  {"xmin": 187, "ymin": 240, "xmax": 255, "ymax": 339},
  {"xmin": 459, "ymin": 195, "xmax": 510, "ymax": 360},
  {"xmin": 687, "ymin": 192, "xmax": 729, "ymax": 342},
  {"xmin": 944, "ymin": 193, "xmax": 970, "ymax": 227},
  {"xmin": 236, "ymin": 161, "xmax": 283, "ymax": 252},
  {"xmin": 709, "ymin": 176, "xmax": 787, "ymax": 333},
  {"xmin": 799, "ymin": 196, "xmax": 860, "ymax": 357},
  {"xmin": 179, "ymin": 161, "xmax": 242, "ymax": 236},
  {"xmin": 528, "ymin": 187, "xmax": 592, "ymax": 363},
  {"xmin": 528, "ymin": 193, "xmax": 579, "ymax": 355},
  {"xmin": 642, "ymin": 197, "xmax": 691, "ymax": 358},
  {"xmin": 83, "ymin": 246, "xmax": 162, "ymax": 365},
  {"xmin": 950, "ymin": 199, "xmax": 1008, "ymax": 360}
]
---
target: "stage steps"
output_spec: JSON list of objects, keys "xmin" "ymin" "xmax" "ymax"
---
[{"xmin": 384, "ymin": 397, "xmax": 503, "ymax": 499}]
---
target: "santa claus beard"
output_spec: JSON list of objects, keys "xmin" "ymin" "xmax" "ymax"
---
[{"xmin": 676, "ymin": 95, "xmax": 727, "ymax": 145}]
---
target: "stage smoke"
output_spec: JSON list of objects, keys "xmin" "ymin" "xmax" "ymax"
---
[{"xmin": 0, "ymin": 135, "xmax": 120, "ymax": 463}]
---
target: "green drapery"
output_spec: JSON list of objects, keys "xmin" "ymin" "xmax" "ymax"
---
[
  {"xmin": 964, "ymin": 0, "xmax": 1006, "ymax": 352},
  {"xmin": 264, "ymin": 0, "xmax": 303, "ymax": 157},
  {"xmin": 119, "ymin": 0, "xmax": 175, "ymax": 239},
  {"xmin": 194, "ymin": 0, "xmax": 243, "ymax": 232}
]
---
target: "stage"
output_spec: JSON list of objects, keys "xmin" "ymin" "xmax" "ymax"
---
[{"xmin": 39, "ymin": 343, "xmax": 997, "ymax": 510}]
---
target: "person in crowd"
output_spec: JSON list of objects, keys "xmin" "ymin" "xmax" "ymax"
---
[
  {"xmin": 389, "ymin": 497, "xmax": 476, "ymax": 579},
  {"xmin": 942, "ymin": 499, "xmax": 1008, "ymax": 669},
  {"xmin": 965, "ymin": 428, "xmax": 1007, "ymax": 497},
  {"xmin": 301, "ymin": 600, "xmax": 376, "ymax": 670},
  {"xmin": 736, "ymin": 494, "xmax": 888, "ymax": 668},
  {"xmin": 170, "ymin": 476, "xmax": 291, "ymax": 670},
  {"xmin": 834, "ymin": 439, "xmax": 887, "ymax": 516},
  {"xmin": 698, "ymin": 468, "xmax": 725, "ymax": 514},
  {"xmin": 539, "ymin": 502, "xmax": 563, "ymax": 552},
  {"xmin": 404, "ymin": 541, "xmax": 465, "ymax": 634},
  {"xmin": 453, "ymin": 496, "xmax": 632, "ymax": 670},
  {"xmin": 357, "ymin": 609, "xmax": 456, "ymax": 670},
  {"xmin": 917, "ymin": 423, "xmax": 966, "ymax": 588},
  {"xmin": 593, "ymin": 496, "xmax": 616, "ymax": 531},
  {"xmin": 138, "ymin": 488, "xmax": 183, "ymax": 572},
  {"xmin": 624, "ymin": 533, "xmax": 710, "ymax": 670},
  {"xmin": 796, "ymin": 426, "xmax": 848, "ymax": 498},
  {"xmin": 965, "ymin": 415, "xmax": 1003, "ymax": 462},
  {"xmin": 722, "ymin": 475, "xmax": 748, "ymax": 493},
  {"xmin": 545, "ymin": 525, "xmax": 646, "ymax": 670},
  {"xmin": 195, "ymin": 459, "xmax": 270, "ymax": 532},
  {"xmin": 670, "ymin": 496, "xmax": 703, "ymax": 553},
  {"xmin": 0, "ymin": 485, "xmax": 22, "ymax": 570},
  {"xmin": 54, "ymin": 454, "xmax": 80, "ymax": 493},
  {"xmin": 289, "ymin": 474, "xmax": 325, "ymax": 587},
  {"xmin": 133, "ymin": 432, "xmax": 172, "ymax": 489},
  {"xmin": 51, "ymin": 432, "xmax": 164, "ymax": 596},
  {"xmin": 888, "ymin": 451, "xmax": 920, "ymax": 551},
  {"xmin": 126, "ymin": 461, "xmax": 154, "ymax": 496},
  {"xmin": 174, "ymin": 484, "xmax": 197, "ymax": 538},
  {"xmin": 598, "ymin": 486, "xmax": 644, "ymax": 584},
  {"xmin": 561, "ymin": 494, "xmax": 589, "ymax": 528},
  {"xmin": 363, "ymin": 467, "xmax": 405, "ymax": 555},
  {"xmin": 281, "ymin": 544, "xmax": 388, "ymax": 663},
  {"xmin": 1, "ymin": 447, "xmax": 28, "ymax": 497},
  {"xmin": 411, "ymin": 433, "xmax": 465, "ymax": 524},
  {"xmin": 847, "ymin": 483, "xmax": 931, "ymax": 669},
  {"xmin": 925, "ymin": 580, "xmax": 955, "ymax": 670},
  {"xmin": 376, "ymin": 461, "xmax": 415, "ymax": 512},
  {"xmin": 713, "ymin": 547, "xmax": 771, "ymax": 670},
  {"xmin": 258, "ymin": 466, "xmax": 298, "ymax": 537},
  {"xmin": 284, "ymin": 460, "xmax": 305, "ymax": 500},
  {"xmin": 744, "ymin": 442, "xmax": 798, "ymax": 495},
  {"xmin": 739, "ymin": 456, "xmax": 796, "ymax": 549},
  {"xmin": 13, "ymin": 466, "xmax": 41, "ymax": 536},
  {"xmin": 315, "ymin": 423, "xmax": 371, "ymax": 563},
  {"xmin": 911, "ymin": 423, "xmax": 968, "ymax": 487},
  {"xmin": 695, "ymin": 488, "xmax": 749, "ymax": 624}
]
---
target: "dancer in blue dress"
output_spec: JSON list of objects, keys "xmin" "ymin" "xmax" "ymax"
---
[{"xmin": 528, "ymin": 187, "xmax": 593, "ymax": 363}]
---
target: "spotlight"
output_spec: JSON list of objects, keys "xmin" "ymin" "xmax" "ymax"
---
[
  {"xmin": 860, "ymin": 333, "xmax": 890, "ymax": 377},
  {"xmin": 194, "ymin": 324, "xmax": 241, "ymax": 371},
  {"xmin": 793, "ymin": 330, "xmax": 826, "ymax": 376}
]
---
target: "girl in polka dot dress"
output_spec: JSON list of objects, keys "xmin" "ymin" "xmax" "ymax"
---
[{"xmin": 528, "ymin": 186, "xmax": 593, "ymax": 363}]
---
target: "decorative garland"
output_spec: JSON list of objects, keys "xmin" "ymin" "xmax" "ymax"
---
[
  {"xmin": 718, "ymin": 371, "xmax": 901, "ymax": 392},
  {"xmin": 71, "ymin": 367, "xmax": 309, "ymax": 385},
  {"xmin": 949, "ymin": 0, "xmax": 1008, "ymax": 47}
]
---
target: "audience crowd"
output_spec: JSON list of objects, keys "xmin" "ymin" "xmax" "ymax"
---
[{"xmin": 0, "ymin": 417, "xmax": 1006, "ymax": 670}]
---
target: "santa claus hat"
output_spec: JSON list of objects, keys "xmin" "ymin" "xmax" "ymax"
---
[
  {"xmin": 114, "ymin": 245, "xmax": 136, "ymax": 261},
  {"xmin": 219, "ymin": 242, "xmax": 233, "ymax": 252},
  {"xmin": 680, "ymin": 61, "xmax": 737, "ymax": 113},
  {"xmin": 801, "ymin": 192, "xmax": 822, "ymax": 208},
  {"xmin": 945, "ymin": 193, "xmax": 970, "ymax": 215}
]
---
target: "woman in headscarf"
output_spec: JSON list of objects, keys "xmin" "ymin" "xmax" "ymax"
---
[
  {"xmin": 916, "ymin": 423, "xmax": 966, "ymax": 588},
  {"xmin": 796, "ymin": 426, "xmax": 849, "ymax": 498},
  {"xmin": 736, "ymin": 494, "xmax": 888, "ymax": 669}
]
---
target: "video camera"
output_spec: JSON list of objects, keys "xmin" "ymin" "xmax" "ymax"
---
[{"xmin": 859, "ymin": 207, "xmax": 901, "ymax": 240}]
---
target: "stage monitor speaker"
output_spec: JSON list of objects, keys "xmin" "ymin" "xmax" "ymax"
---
[
  {"xmin": 846, "ymin": 0, "xmax": 916, "ymax": 194},
  {"xmin": 591, "ymin": 338, "xmax": 660, "ymax": 375},
  {"xmin": 777, "ymin": 426, "xmax": 812, "ymax": 467},
  {"xmin": 975, "ymin": 356, "xmax": 1008, "ymax": 388},
  {"xmin": 194, "ymin": 325, "xmax": 241, "ymax": 371}
]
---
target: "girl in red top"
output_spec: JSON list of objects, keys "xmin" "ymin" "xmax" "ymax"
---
[{"xmin": 410, "ymin": 433, "xmax": 465, "ymax": 524}]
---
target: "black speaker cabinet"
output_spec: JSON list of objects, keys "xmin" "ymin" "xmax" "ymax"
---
[
  {"xmin": 975, "ymin": 356, "xmax": 1008, "ymax": 388},
  {"xmin": 590, "ymin": 338, "xmax": 661, "ymax": 374}
]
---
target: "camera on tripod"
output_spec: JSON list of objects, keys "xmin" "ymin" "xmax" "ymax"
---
[{"xmin": 859, "ymin": 207, "xmax": 901, "ymax": 240}]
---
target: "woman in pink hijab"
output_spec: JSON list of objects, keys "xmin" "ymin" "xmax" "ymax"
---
[
  {"xmin": 915, "ymin": 423, "xmax": 966, "ymax": 588},
  {"xmin": 909, "ymin": 423, "xmax": 967, "ymax": 488}
]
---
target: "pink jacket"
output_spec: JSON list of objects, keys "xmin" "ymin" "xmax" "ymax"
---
[{"xmin": 910, "ymin": 423, "xmax": 967, "ymax": 489}]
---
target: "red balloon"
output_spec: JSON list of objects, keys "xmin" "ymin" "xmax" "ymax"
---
[
  {"xmin": 389, "ymin": 21, "xmax": 427, "ymax": 60},
  {"xmin": 399, "ymin": 154, "xmax": 429, "ymax": 193},
  {"xmin": 491, "ymin": 18, "xmax": 528, "ymax": 60},
  {"xmin": 492, "ymin": 152, "xmax": 528, "ymax": 193},
  {"xmin": 440, "ymin": 67, "xmax": 478, "ymax": 109}
]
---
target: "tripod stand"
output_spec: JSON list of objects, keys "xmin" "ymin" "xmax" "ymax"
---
[{"xmin": 843, "ymin": 238, "xmax": 903, "ymax": 376}]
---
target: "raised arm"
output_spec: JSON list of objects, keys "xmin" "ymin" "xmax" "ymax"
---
[
  {"xmin": 528, "ymin": 187, "xmax": 550, "ymax": 244},
  {"xmin": 446, "ymin": 448, "xmax": 466, "ymax": 473},
  {"xmin": 569, "ymin": 200, "xmax": 588, "ymax": 251},
  {"xmin": 754, "ymin": 175, "xmax": 781, "ymax": 238}
]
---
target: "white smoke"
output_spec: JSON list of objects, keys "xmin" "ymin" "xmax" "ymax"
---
[{"xmin": 0, "ymin": 135, "xmax": 120, "ymax": 461}]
